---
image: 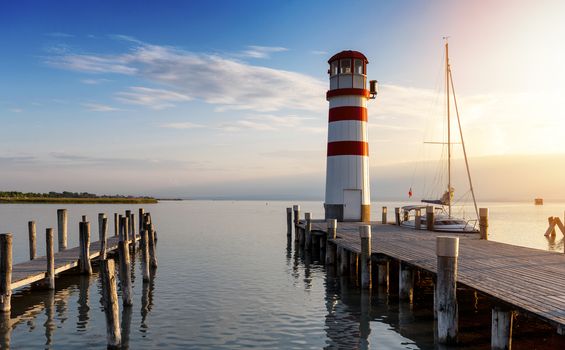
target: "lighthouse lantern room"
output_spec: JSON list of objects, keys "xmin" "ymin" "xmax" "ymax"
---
[{"xmin": 324, "ymin": 50, "xmax": 376, "ymax": 223}]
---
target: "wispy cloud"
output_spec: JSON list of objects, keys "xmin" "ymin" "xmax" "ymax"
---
[
  {"xmin": 45, "ymin": 32, "xmax": 74, "ymax": 38},
  {"xmin": 116, "ymin": 86, "xmax": 192, "ymax": 109},
  {"xmin": 160, "ymin": 122, "xmax": 205, "ymax": 129},
  {"xmin": 83, "ymin": 103, "xmax": 121, "ymax": 112},
  {"xmin": 48, "ymin": 39, "xmax": 326, "ymax": 112},
  {"xmin": 217, "ymin": 114, "xmax": 313, "ymax": 132},
  {"xmin": 81, "ymin": 78, "xmax": 110, "ymax": 85},
  {"xmin": 240, "ymin": 45, "xmax": 288, "ymax": 59},
  {"xmin": 9, "ymin": 108, "xmax": 23, "ymax": 113}
]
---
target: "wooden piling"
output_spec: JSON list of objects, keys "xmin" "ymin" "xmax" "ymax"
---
[
  {"xmin": 399, "ymin": 262, "xmax": 414, "ymax": 301},
  {"xmin": 148, "ymin": 224, "xmax": 158, "ymax": 268},
  {"xmin": 415, "ymin": 209, "xmax": 422, "ymax": 230},
  {"xmin": 28, "ymin": 221, "xmax": 36, "ymax": 260},
  {"xmin": 46, "ymin": 228, "xmax": 55, "ymax": 290},
  {"xmin": 325, "ymin": 219, "xmax": 337, "ymax": 265},
  {"xmin": 286, "ymin": 208, "xmax": 292, "ymax": 236},
  {"xmin": 130, "ymin": 213, "xmax": 136, "ymax": 252},
  {"xmin": 436, "ymin": 236, "xmax": 459, "ymax": 344},
  {"xmin": 141, "ymin": 228, "xmax": 150, "ymax": 282},
  {"xmin": 98, "ymin": 213, "xmax": 106, "ymax": 241},
  {"xmin": 0, "ymin": 234, "xmax": 13, "ymax": 312},
  {"xmin": 305, "ymin": 212, "xmax": 312, "ymax": 251},
  {"xmin": 339, "ymin": 247, "xmax": 349, "ymax": 276},
  {"xmin": 138, "ymin": 208, "xmax": 145, "ymax": 235},
  {"xmin": 491, "ymin": 307, "xmax": 514, "ymax": 350},
  {"xmin": 118, "ymin": 240, "xmax": 133, "ymax": 306},
  {"xmin": 480, "ymin": 208, "xmax": 489, "ymax": 240},
  {"xmin": 118, "ymin": 215, "xmax": 124, "ymax": 241},
  {"xmin": 381, "ymin": 207, "xmax": 387, "ymax": 224},
  {"xmin": 123, "ymin": 216, "xmax": 130, "ymax": 244},
  {"xmin": 359, "ymin": 225, "xmax": 372, "ymax": 289},
  {"xmin": 293, "ymin": 205, "xmax": 300, "ymax": 242},
  {"xmin": 79, "ymin": 222, "xmax": 93, "ymax": 275},
  {"xmin": 426, "ymin": 206, "xmax": 435, "ymax": 231},
  {"xmin": 99, "ymin": 259, "xmax": 122, "ymax": 348},
  {"xmin": 114, "ymin": 213, "xmax": 119, "ymax": 237},
  {"xmin": 57, "ymin": 209, "xmax": 68, "ymax": 251},
  {"xmin": 349, "ymin": 252, "xmax": 358, "ymax": 278},
  {"xmin": 377, "ymin": 261, "xmax": 388, "ymax": 288},
  {"xmin": 82, "ymin": 215, "xmax": 87, "ymax": 222},
  {"xmin": 100, "ymin": 217, "xmax": 108, "ymax": 261},
  {"xmin": 394, "ymin": 207, "xmax": 400, "ymax": 225}
]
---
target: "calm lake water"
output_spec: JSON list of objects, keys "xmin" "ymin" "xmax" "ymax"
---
[{"xmin": 0, "ymin": 200, "xmax": 564, "ymax": 349}]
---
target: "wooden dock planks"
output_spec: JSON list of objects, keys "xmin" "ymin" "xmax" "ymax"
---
[
  {"xmin": 10, "ymin": 235, "xmax": 139, "ymax": 290},
  {"xmin": 307, "ymin": 221, "xmax": 565, "ymax": 328}
]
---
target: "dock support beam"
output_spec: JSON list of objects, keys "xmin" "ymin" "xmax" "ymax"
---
[
  {"xmin": 360, "ymin": 225, "xmax": 372, "ymax": 289},
  {"xmin": 28, "ymin": 221, "xmax": 36, "ymax": 260},
  {"xmin": 293, "ymin": 205, "xmax": 300, "ymax": 242},
  {"xmin": 99, "ymin": 217, "xmax": 108, "ymax": 260},
  {"xmin": 305, "ymin": 213, "xmax": 312, "ymax": 251},
  {"xmin": 0, "ymin": 234, "xmax": 12, "ymax": 313},
  {"xmin": 99, "ymin": 259, "xmax": 121, "ymax": 348},
  {"xmin": 395, "ymin": 207, "xmax": 400, "ymax": 225},
  {"xmin": 381, "ymin": 207, "xmax": 387, "ymax": 224},
  {"xmin": 79, "ymin": 222, "xmax": 93, "ymax": 275},
  {"xmin": 491, "ymin": 307, "xmax": 514, "ymax": 350},
  {"xmin": 57, "ymin": 209, "xmax": 67, "ymax": 251},
  {"xmin": 325, "ymin": 219, "xmax": 337, "ymax": 265},
  {"xmin": 415, "ymin": 209, "xmax": 422, "ymax": 230},
  {"xmin": 46, "ymin": 228, "xmax": 55, "ymax": 290},
  {"xmin": 426, "ymin": 206, "xmax": 435, "ymax": 231},
  {"xmin": 436, "ymin": 236, "xmax": 459, "ymax": 345},
  {"xmin": 286, "ymin": 208, "xmax": 292, "ymax": 237},
  {"xmin": 480, "ymin": 208, "xmax": 489, "ymax": 240},
  {"xmin": 399, "ymin": 262, "xmax": 414, "ymax": 301},
  {"xmin": 377, "ymin": 261, "xmax": 388, "ymax": 288},
  {"xmin": 118, "ymin": 238, "xmax": 133, "ymax": 306},
  {"xmin": 339, "ymin": 247, "xmax": 350, "ymax": 276}
]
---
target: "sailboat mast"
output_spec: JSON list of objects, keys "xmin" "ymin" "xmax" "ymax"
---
[{"xmin": 445, "ymin": 40, "xmax": 451, "ymax": 217}]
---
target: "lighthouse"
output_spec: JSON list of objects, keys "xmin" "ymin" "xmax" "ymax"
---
[{"xmin": 324, "ymin": 50, "xmax": 376, "ymax": 223}]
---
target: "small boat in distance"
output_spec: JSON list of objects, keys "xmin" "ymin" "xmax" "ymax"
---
[{"xmin": 401, "ymin": 39, "xmax": 479, "ymax": 233}]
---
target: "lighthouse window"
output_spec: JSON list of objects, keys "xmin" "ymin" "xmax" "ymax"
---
[
  {"xmin": 330, "ymin": 61, "xmax": 339, "ymax": 76},
  {"xmin": 340, "ymin": 59, "xmax": 351, "ymax": 74},
  {"xmin": 354, "ymin": 59, "xmax": 364, "ymax": 74}
]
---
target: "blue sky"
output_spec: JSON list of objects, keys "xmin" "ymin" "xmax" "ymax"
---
[{"xmin": 1, "ymin": 0, "xmax": 565, "ymax": 200}]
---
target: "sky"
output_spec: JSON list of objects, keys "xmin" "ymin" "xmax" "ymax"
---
[{"xmin": 1, "ymin": 0, "xmax": 565, "ymax": 201}]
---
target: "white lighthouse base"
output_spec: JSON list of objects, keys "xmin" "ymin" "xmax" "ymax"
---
[{"xmin": 325, "ymin": 204, "xmax": 370, "ymax": 223}]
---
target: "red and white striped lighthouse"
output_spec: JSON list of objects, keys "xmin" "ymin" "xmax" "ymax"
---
[{"xmin": 324, "ymin": 50, "xmax": 375, "ymax": 223}]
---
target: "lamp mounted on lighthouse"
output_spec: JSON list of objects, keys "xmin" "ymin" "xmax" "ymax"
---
[{"xmin": 324, "ymin": 50, "xmax": 377, "ymax": 223}]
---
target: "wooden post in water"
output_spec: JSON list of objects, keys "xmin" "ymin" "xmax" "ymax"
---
[
  {"xmin": 394, "ymin": 207, "xmax": 400, "ymax": 225},
  {"xmin": 305, "ymin": 213, "xmax": 312, "ymax": 251},
  {"xmin": 46, "ymin": 228, "xmax": 55, "ymax": 290},
  {"xmin": 79, "ymin": 222, "xmax": 92, "ymax": 275},
  {"xmin": 286, "ymin": 208, "xmax": 292, "ymax": 237},
  {"xmin": 117, "ymin": 237, "xmax": 133, "ymax": 306},
  {"xmin": 480, "ymin": 208, "xmax": 489, "ymax": 240},
  {"xmin": 325, "ymin": 219, "xmax": 337, "ymax": 265},
  {"xmin": 123, "ymin": 216, "xmax": 130, "ymax": 244},
  {"xmin": 130, "ymin": 213, "xmax": 136, "ymax": 252},
  {"xmin": 436, "ymin": 236, "xmax": 459, "ymax": 345},
  {"xmin": 426, "ymin": 206, "xmax": 435, "ymax": 231},
  {"xmin": 293, "ymin": 205, "xmax": 300, "ymax": 241},
  {"xmin": 28, "ymin": 221, "xmax": 36, "ymax": 260},
  {"xmin": 381, "ymin": 207, "xmax": 387, "ymax": 224},
  {"xmin": 114, "ymin": 213, "xmax": 119, "ymax": 237},
  {"xmin": 359, "ymin": 225, "xmax": 372, "ymax": 289},
  {"xmin": 415, "ymin": 209, "xmax": 422, "ymax": 230},
  {"xmin": 0, "ymin": 234, "xmax": 12, "ymax": 312},
  {"xmin": 148, "ymin": 224, "xmax": 158, "ymax": 268},
  {"xmin": 377, "ymin": 260, "xmax": 388, "ymax": 288},
  {"xmin": 99, "ymin": 217, "xmax": 108, "ymax": 260},
  {"xmin": 339, "ymin": 247, "xmax": 350, "ymax": 276},
  {"xmin": 57, "ymin": 209, "xmax": 68, "ymax": 251},
  {"xmin": 141, "ymin": 228, "xmax": 150, "ymax": 282},
  {"xmin": 138, "ymin": 208, "xmax": 145, "ymax": 235},
  {"xmin": 99, "ymin": 259, "xmax": 122, "ymax": 348},
  {"xmin": 82, "ymin": 215, "xmax": 87, "ymax": 222},
  {"xmin": 118, "ymin": 215, "xmax": 124, "ymax": 241},
  {"xmin": 349, "ymin": 252, "xmax": 358, "ymax": 279},
  {"xmin": 399, "ymin": 262, "xmax": 414, "ymax": 301},
  {"xmin": 491, "ymin": 307, "xmax": 514, "ymax": 350},
  {"xmin": 98, "ymin": 213, "xmax": 106, "ymax": 241}
]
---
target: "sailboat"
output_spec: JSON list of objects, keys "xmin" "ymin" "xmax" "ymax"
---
[{"xmin": 401, "ymin": 39, "xmax": 479, "ymax": 233}]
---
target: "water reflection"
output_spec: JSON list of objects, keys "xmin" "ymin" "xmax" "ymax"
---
[
  {"xmin": 77, "ymin": 275, "xmax": 90, "ymax": 331},
  {"xmin": 545, "ymin": 234, "xmax": 564, "ymax": 252}
]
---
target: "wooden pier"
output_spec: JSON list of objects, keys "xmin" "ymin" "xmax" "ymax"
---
[{"xmin": 289, "ymin": 206, "xmax": 565, "ymax": 347}]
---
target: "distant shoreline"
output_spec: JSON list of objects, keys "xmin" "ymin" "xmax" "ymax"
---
[{"xmin": 0, "ymin": 197, "xmax": 158, "ymax": 204}]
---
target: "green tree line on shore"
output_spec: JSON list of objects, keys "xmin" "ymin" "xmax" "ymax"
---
[{"xmin": 0, "ymin": 191, "xmax": 154, "ymax": 199}]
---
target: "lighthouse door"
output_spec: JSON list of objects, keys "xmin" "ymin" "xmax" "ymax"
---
[{"xmin": 343, "ymin": 189, "xmax": 362, "ymax": 221}]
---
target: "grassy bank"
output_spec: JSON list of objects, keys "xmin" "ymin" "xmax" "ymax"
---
[{"xmin": 0, "ymin": 197, "xmax": 158, "ymax": 204}]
